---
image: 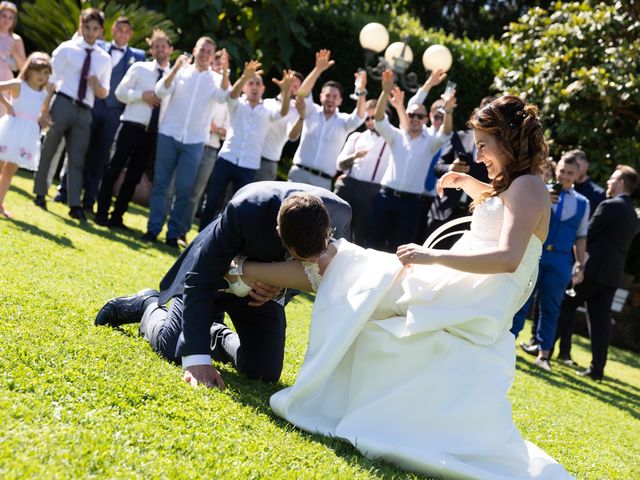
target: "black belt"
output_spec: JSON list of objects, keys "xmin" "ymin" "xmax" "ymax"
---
[
  {"xmin": 297, "ymin": 164, "xmax": 332, "ymax": 180},
  {"xmin": 56, "ymin": 92, "xmax": 90, "ymax": 110},
  {"xmin": 381, "ymin": 186, "xmax": 428, "ymax": 200}
]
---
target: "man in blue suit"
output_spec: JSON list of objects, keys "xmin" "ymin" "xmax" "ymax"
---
[
  {"xmin": 94, "ymin": 181, "xmax": 352, "ymax": 390},
  {"xmin": 56, "ymin": 16, "xmax": 145, "ymax": 210}
]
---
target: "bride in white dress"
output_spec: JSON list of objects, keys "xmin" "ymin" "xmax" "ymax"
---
[{"xmin": 237, "ymin": 92, "xmax": 573, "ymax": 479}]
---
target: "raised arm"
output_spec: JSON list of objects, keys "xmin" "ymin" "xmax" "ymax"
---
[
  {"xmin": 398, "ymin": 175, "xmax": 549, "ymax": 273},
  {"xmin": 297, "ymin": 49, "xmax": 335, "ymax": 99},
  {"xmin": 374, "ymin": 69, "xmax": 393, "ymax": 121},
  {"xmin": 272, "ymin": 69, "xmax": 294, "ymax": 117},
  {"xmin": 436, "ymin": 171, "xmax": 491, "ymax": 200},
  {"xmin": 388, "ymin": 85, "xmax": 408, "ymax": 130},
  {"xmin": 408, "ymin": 68, "xmax": 446, "ymax": 108},
  {"xmin": 157, "ymin": 54, "xmax": 190, "ymax": 95},
  {"xmin": 230, "ymin": 59, "xmax": 263, "ymax": 99},
  {"xmin": 354, "ymin": 70, "xmax": 367, "ymax": 119},
  {"xmin": 288, "ymin": 95, "xmax": 305, "ymax": 141}
]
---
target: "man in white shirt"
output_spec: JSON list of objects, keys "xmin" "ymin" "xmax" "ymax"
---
[
  {"xmin": 333, "ymin": 99, "xmax": 390, "ymax": 247},
  {"xmin": 177, "ymin": 50, "xmax": 230, "ymax": 242},
  {"xmin": 141, "ymin": 36, "xmax": 229, "ymax": 248},
  {"xmin": 95, "ymin": 29, "xmax": 172, "ymax": 230},
  {"xmin": 287, "ymin": 50, "xmax": 366, "ymax": 190},
  {"xmin": 33, "ymin": 8, "xmax": 111, "ymax": 220},
  {"xmin": 256, "ymin": 71, "xmax": 304, "ymax": 181},
  {"xmin": 199, "ymin": 62, "xmax": 293, "ymax": 229},
  {"xmin": 369, "ymin": 69, "xmax": 455, "ymax": 252}
]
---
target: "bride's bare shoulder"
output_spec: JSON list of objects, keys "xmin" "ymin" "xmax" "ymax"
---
[{"xmin": 502, "ymin": 174, "xmax": 550, "ymax": 210}]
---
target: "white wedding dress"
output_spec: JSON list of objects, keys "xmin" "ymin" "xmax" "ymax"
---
[{"xmin": 271, "ymin": 196, "xmax": 573, "ymax": 479}]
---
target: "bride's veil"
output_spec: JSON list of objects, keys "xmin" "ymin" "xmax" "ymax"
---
[{"xmin": 423, "ymin": 216, "xmax": 473, "ymax": 249}]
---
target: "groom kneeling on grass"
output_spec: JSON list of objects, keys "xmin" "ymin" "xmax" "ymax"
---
[{"xmin": 95, "ymin": 181, "xmax": 351, "ymax": 390}]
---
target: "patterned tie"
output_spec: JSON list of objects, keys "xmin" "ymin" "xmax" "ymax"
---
[
  {"xmin": 77, "ymin": 48, "xmax": 92, "ymax": 102},
  {"xmin": 148, "ymin": 68, "xmax": 164, "ymax": 132}
]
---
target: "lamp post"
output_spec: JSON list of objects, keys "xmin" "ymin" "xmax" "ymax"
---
[{"xmin": 358, "ymin": 22, "xmax": 452, "ymax": 93}]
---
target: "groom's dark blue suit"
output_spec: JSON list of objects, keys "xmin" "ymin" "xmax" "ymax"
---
[{"xmin": 153, "ymin": 181, "xmax": 351, "ymax": 380}]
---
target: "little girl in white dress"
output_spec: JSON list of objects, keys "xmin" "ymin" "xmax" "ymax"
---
[{"xmin": 0, "ymin": 51, "xmax": 52, "ymax": 218}]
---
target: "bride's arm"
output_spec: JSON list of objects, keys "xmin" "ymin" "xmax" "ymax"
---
[
  {"xmin": 436, "ymin": 171, "xmax": 491, "ymax": 200},
  {"xmin": 399, "ymin": 175, "xmax": 549, "ymax": 273},
  {"xmin": 241, "ymin": 244, "xmax": 338, "ymax": 292}
]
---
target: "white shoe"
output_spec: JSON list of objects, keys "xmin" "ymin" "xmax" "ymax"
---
[{"xmin": 534, "ymin": 357, "xmax": 551, "ymax": 371}]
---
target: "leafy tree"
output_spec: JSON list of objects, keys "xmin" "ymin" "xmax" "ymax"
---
[
  {"xmin": 17, "ymin": 0, "xmax": 177, "ymax": 54},
  {"xmin": 496, "ymin": 1, "xmax": 640, "ymax": 181}
]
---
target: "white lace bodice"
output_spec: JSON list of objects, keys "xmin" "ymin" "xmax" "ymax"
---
[{"xmin": 469, "ymin": 195, "xmax": 504, "ymax": 242}]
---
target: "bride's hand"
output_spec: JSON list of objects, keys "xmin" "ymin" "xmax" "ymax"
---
[
  {"xmin": 436, "ymin": 172, "xmax": 469, "ymax": 197},
  {"xmin": 396, "ymin": 243, "xmax": 439, "ymax": 266}
]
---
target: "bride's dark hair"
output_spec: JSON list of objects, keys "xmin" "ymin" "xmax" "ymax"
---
[{"xmin": 467, "ymin": 95, "xmax": 548, "ymax": 208}]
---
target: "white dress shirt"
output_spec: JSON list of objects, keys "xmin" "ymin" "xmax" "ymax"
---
[
  {"xmin": 155, "ymin": 65, "xmax": 228, "ymax": 144},
  {"xmin": 207, "ymin": 101, "xmax": 230, "ymax": 149},
  {"xmin": 375, "ymin": 117, "xmax": 451, "ymax": 194},
  {"xmin": 115, "ymin": 60, "xmax": 170, "ymax": 126},
  {"xmin": 107, "ymin": 42, "xmax": 126, "ymax": 66},
  {"xmin": 261, "ymin": 97, "xmax": 298, "ymax": 161},
  {"xmin": 50, "ymin": 37, "xmax": 112, "ymax": 108},
  {"xmin": 293, "ymin": 94, "xmax": 364, "ymax": 176},
  {"xmin": 218, "ymin": 95, "xmax": 281, "ymax": 169},
  {"xmin": 337, "ymin": 129, "xmax": 389, "ymax": 184}
]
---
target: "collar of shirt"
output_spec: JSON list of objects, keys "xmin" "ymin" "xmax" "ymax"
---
[
  {"xmin": 110, "ymin": 42, "xmax": 128, "ymax": 51},
  {"xmin": 76, "ymin": 38, "xmax": 95, "ymax": 50},
  {"xmin": 151, "ymin": 59, "xmax": 171, "ymax": 74}
]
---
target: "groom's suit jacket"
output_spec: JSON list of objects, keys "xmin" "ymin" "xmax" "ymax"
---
[{"xmin": 158, "ymin": 181, "xmax": 352, "ymax": 357}]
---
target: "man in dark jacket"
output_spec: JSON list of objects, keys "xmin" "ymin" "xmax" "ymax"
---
[{"xmin": 555, "ymin": 165, "xmax": 639, "ymax": 380}]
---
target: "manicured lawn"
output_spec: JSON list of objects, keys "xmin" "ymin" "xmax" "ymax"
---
[{"xmin": 1, "ymin": 171, "xmax": 638, "ymax": 479}]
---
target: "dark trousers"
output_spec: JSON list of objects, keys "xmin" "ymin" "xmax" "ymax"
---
[
  {"xmin": 33, "ymin": 94, "xmax": 92, "ymax": 207},
  {"xmin": 414, "ymin": 195, "xmax": 435, "ymax": 244},
  {"xmin": 200, "ymin": 157, "xmax": 256, "ymax": 231},
  {"xmin": 59, "ymin": 104, "xmax": 122, "ymax": 208},
  {"xmin": 368, "ymin": 188, "xmax": 424, "ymax": 253},
  {"xmin": 96, "ymin": 121, "xmax": 157, "ymax": 220},
  {"xmin": 555, "ymin": 278, "xmax": 616, "ymax": 376},
  {"xmin": 333, "ymin": 175, "xmax": 379, "ymax": 247},
  {"xmin": 141, "ymin": 294, "xmax": 286, "ymax": 382}
]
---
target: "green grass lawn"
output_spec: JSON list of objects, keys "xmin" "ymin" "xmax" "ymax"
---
[{"xmin": 1, "ymin": 170, "xmax": 639, "ymax": 479}]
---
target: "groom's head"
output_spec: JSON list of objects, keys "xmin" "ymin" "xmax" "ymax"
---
[{"xmin": 277, "ymin": 193, "xmax": 331, "ymax": 260}]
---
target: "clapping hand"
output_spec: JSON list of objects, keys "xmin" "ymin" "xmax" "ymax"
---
[
  {"xmin": 242, "ymin": 60, "xmax": 263, "ymax": 80},
  {"xmin": 381, "ymin": 68, "xmax": 394, "ymax": 93},
  {"xmin": 425, "ymin": 68, "xmax": 447, "ymax": 89},
  {"xmin": 273, "ymin": 69, "xmax": 294, "ymax": 92},
  {"xmin": 388, "ymin": 85, "xmax": 405, "ymax": 110}
]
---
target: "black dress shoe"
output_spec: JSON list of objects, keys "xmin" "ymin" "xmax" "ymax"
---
[
  {"xmin": 165, "ymin": 237, "xmax": 179, "ymax": 248},
  {"xmin": 140, "ymin": 232, "xmax": 157, "ymax": 243},
  {"xmin": 519, "ymin": 342, "xmax": 539, "ymax": 356},
  {"xmin": 69, "ymin": 206, "xmax": 87, "ymax": 221},
  {"xmin": 53, "ymin": 192, "xmax": 66, "ymax": 203},
  {"xmin": 576, "ymin": 368, "xmax": 603, "ymax": 381},
  {"xmin": 34, "ymin": 195, "xmax": 48, "ymax": 210},
  {"xmin": 94, "ymin": 213, "xmax": 109, "ymax": 226},
  {"xmin": 94, "ymin": 288, "xmax": 159, "ymax": 327},
  {"xmin": 108, "ymin": 217, "xmax": 130, "ymax": 231}
]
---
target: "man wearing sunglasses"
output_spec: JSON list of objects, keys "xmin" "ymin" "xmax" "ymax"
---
[{"xmin": 368, "ymin": 69, "xmax": 455, "ymax": 252}]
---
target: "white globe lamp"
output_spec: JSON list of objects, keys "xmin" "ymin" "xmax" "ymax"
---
[
  {"xmin": 422, "ymin": 44, "xmax": 453, "ymax": 72},
  {"xmin": 359, "ymin": 23, "xmax": 389, "ymax": 53},
  {"xmin": 384, "ymin": 41, "xmax": 414, "ymax": 73}
]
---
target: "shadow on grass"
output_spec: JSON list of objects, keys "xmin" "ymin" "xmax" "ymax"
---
[
  {"xmin": 5, "ymin": 216, "xmax": 75, "ymax": 248},
  {"xmin": 515, "ymin": 356, "xmax": 639, "ymax": 419},
  {"xmin": 219, "ymin": 369, "xmax": 427, "ymax": 479}
]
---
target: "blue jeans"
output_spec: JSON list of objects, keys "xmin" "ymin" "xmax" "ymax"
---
[
  {"xmin": 147, "ymin": 134, "xmax": 203, "ymax": 239},
  {"xmin": 199, "ymin": 157, "xmax": 256, "ymax": 230}
]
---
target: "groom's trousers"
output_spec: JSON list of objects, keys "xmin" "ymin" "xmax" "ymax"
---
[{"xmin": 140, "ymin": 293, "xmax": 287, "ymax": 382}]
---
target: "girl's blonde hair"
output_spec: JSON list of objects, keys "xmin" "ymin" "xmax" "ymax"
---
[
  {"xmin": 18, "ymin": 52, "xmax": 52, "ymax": 83},
  {"xmin": 0, "ymin": 1, "xmax": 18, "ymax": 33}
]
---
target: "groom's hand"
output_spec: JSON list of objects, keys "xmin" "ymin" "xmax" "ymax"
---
[
  {"xmin": 183, "ymin": 364, "xmax": 226, "ymax": 390},
  {"xmin": 245, "ymin": 280, "xmax": 283, "ymax": 307}
]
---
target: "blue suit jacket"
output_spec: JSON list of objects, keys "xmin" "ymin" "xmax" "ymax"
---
[
  {"xmin": 158, "ymin": 181, "xmax": 353, "ymax": 357},
  {"xmin": 95, "ymin": 40, "xmax": 145, "ymax": 110}
]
